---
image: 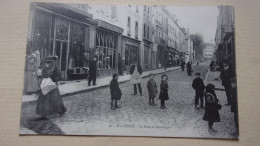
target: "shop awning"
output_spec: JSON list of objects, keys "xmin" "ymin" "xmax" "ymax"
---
[
  {"xmin": 96, "ymin": 20, "xmax": 124, "ymax": 34},
  {"xmin": 35, "ymin": 3, "xmax": 96, "ymax": 25}
]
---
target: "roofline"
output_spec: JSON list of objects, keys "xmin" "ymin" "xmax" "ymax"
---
[{"xmin": 162, "ymin": 7, "xmax": 186, "ymax": 35}]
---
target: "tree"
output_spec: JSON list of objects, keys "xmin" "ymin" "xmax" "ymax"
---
[{"xmin": 190, "ymin": 33, "xmax": 205, "ymax": 61}]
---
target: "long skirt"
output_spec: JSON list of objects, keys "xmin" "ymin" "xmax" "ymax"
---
[
  {"xmin": 24, "ymin": 71, "xmax": 39, "ymax": 93},
  {"xmin": 35, "ymin": 88, "xmax": 66, "ymax": 117},
  {"xmin": 203, "ymin": 109, "xmax": 220, "ymax": 122}
]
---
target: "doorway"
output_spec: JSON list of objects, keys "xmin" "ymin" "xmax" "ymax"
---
[{"xmin": 55, "ymin": 41, "xmax": 68, "ymax": 80}]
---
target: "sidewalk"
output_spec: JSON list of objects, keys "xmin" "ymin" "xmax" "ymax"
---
[{"xmin": 22, "ymin": 66, "xmax": 180, "ymax": 103}]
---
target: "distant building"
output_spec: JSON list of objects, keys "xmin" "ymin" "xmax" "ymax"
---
[{"xmin": 203, "ymin": 43, "xmax": 215, "ymax": 61}]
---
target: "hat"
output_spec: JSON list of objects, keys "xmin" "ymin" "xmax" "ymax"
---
[
  {"xmin": 206, "ymin": 83, "xmax": 215, "ymax": 92},
  {"xmin": 44, "ymin": 56, "xmax": 57, "ymax": 62},
  {"xmin": 195, "ymin": 72, "xmax": 201, "ymax": 76}
]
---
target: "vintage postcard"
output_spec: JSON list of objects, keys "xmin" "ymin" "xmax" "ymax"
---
[{"xmin": 20, "ymin": 2, "xmax": 238, "ymax": 139}]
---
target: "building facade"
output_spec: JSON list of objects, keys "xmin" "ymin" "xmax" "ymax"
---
[
  {"xmin": 203, "ymin": 43, "xmax": 215, "ymax": 61},
  {"xmin": 26, "ymin": 3, "xmax": 192, "ymax": 81},
  {"xmin": 215, "ymin": 6, "xmax": 235, "ymax": 64},
  {"xmin": 142, "ymin": 5, "xmax": 153, "ymax": 70},
  {"xmin": 27, "ymin": 3, "xmax": 99, "ymax": 80}
]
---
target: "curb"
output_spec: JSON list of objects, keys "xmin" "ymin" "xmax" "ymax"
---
[{"xmin": 22, "ymin": 67, "xmax": 181, "ymax": 105}]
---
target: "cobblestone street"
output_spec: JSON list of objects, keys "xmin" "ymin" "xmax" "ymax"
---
[{"xmin": 20, "ymin": 62, "xmax": 237, "ymax": 139}]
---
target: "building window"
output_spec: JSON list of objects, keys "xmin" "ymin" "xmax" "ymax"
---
[
  {"xmin": 136, "ymin": 6, "xmax": 139, "ymax": 13},
  {"xmin": 127, "ymin": 17, "xmax": 131, "ymax": 36},
  {"xmin": 135, "ymin": 21, "xmax": 138, "ymax": 39},
  {"xmin": 111, "ymin": 5, "xmax": 117, "ymax": 19},
  {"xmin": 147, "ymin": 26, "xmax": 149, "ymax": 39},
  {"xmin": 144, "ymin": 5, "xmax": 146, "ymax": 11},
  {"xmin": 148, "ymin": 6, "xmax": 149, "ymax": 14},
  {"xmin": 143, "ymin": 24, "xmax": 146, "ymax": 38}
]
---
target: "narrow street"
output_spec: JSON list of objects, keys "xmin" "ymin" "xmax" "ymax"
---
[{"xmin": 20, "ymin": 62, "xmax": 237, "ymax": 138}]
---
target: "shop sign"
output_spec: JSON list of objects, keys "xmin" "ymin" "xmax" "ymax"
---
[{"xmin": 97, "ymin": 20, "xmax": 123, "ymax": 34}]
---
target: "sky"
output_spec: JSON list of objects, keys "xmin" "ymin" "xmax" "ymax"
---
[{"xmin": 166, "ymin": 6, "xmax": 219, "ymax": 43}]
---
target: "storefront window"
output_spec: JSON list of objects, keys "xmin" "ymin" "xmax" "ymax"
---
[
  {"xmin": 95, "ymin": 30, "xmax": 117, "ymax": 72},
  {"xmin": 125, "ymin": 44, "xmax": 139, "ymax": 66},
  {"xmin": 70, "ymin": 22, "xmax": 85, "ymax": 68}
]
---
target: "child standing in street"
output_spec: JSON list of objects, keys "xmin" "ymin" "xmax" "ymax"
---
[
  {"xmin": 192, "ymin": 72, "xmax": 205, "ymax": 109},
  {"xmin": 203, "ymin": 84, "xmax": 221, "ymax": 134},
  {"xmin": 159, "ymin": 74, "xmax": 169, "ymax": 109},
  {"xmin": 147, "ymin": 73, "xmax": 158, "ymax": 106},
  {"xmin": 110, "ymin": 73, "xmax": 122, "ymax": 110}
]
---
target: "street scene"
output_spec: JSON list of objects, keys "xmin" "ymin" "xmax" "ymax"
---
[{"xmin": 20, "ymin": 3, "xmax": 237, "ymax": 139}]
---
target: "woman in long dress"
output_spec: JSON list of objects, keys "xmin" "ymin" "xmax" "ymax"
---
[
  {"xmin": 35, "ymin": 56, "xmax": 66, "ymax": 120},
  {"xmin": 24, "ymin": 55, "xmax": 39, "ymax": 94}
]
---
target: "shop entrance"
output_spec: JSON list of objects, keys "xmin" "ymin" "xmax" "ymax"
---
[{"xmin": 55, "ymin": 41, "xmax": 68, "ymax": 79}]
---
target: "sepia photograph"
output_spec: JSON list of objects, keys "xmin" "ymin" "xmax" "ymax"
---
[{"xmin": 19, "ymin": 2, "xmax": 238, "ymax": 139}]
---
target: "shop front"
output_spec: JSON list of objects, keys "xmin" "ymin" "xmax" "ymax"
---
[
  {"xmin": 168, "ymin": 47, "xmax": 179, "ymax": 67},
  {"xmin": 143, "ymin": 39, "xmax": 153, "ymax": 71},
  {"xmin": 157, "ymin": 45, "xmax": 168, "ymax": 68},
  {"xmin": 94, "ymin": 20, "xmax": 123, "ymax": 77},
  {"xmin": 28, "ymin": 3, "xmax": 96, "ymax": 80},
  {"xmin": 122, "ymin": 36, "xmax": 141, "ymax": 73}
]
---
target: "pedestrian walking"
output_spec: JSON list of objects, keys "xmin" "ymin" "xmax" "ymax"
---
[
  {"xmin": 159, "ymin": 74, "xmax": 169, "ymax": 109},
  {"xmin": 181, "ymin": 60, "xmax": 185, "ymax": 71},
  {"xmin": 220, "ymin": 60, "xmax": 233, "ymax": 105},
  {"xmin": 110, "ymin": 73, "xmax": 122, "ymax": 110},
  {"xmin": 210, "ymin": 61, "xmax": 215, "ymax": 71},
  {"xmin": 88, "ymin": 57, "xmax": 97, "ymax": 86},
  {"xmin": 192, "ymin": 72, "xmax": 205, "ymax": 109},
  {"xmin": 130, "ymin": 61, "xmax": 143, "ymax": 96},
  {"xmin": 186, "ymin": 61, "xmax": 192, "ymax": 76},
  {"xmin": 147, "ymin": 73, "xmax": 158, "ymax": 106},
  {"xmin": 203, "ymin": 84, "xmax": 222, "ymax": 134},
  {"xmin": 35, "ymin": 56, "xmax": 67, "ymax": 120},
  {"xmin": 230, "ymin": 77, "xmax": 239, "ymax": 135}
]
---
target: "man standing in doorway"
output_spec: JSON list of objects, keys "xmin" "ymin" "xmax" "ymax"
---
[
  {"xmin": 181, "ymin": 60, "xmax": 185, "ymax": 71},
  {"xmin": 220, "ymin": 60, "xmax": 232, "ymax": 105},
  {"xmin": 88, "ymin": 57, "xmax": 97, "ymax": 86}
]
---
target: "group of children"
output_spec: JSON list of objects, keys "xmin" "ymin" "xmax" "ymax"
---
[
  {"xmin": 110, "ymin": 71, "xmax": 223, "ymax": 134},
  {"xmin": 109, "ymin": 73, "xmax": 169, "ymax": 110}
]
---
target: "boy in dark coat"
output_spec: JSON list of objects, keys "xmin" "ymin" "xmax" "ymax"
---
[
  {"xmin": 147, "ymin": 73, "xmax": 158, "ymax": 106},
  {"xmin": 192, "ymin": 72, "xmax": 205, "ymax": 109},
  {"xmin": 203, "ymin": 84, "xmax": 221, "ymax": 134},
  {"xmin": 159, "ymin": 74, "xmax": 169, "ymax": 109},
  {"xmin": 181, "ymin": 60, "xmax": 185, "ymax": 71},
  {"xmin": 110, "ymin": 73, "xmax": 122, "ymax": 110}
]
